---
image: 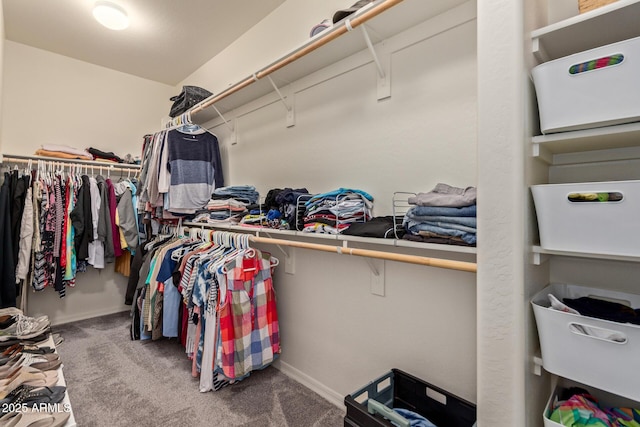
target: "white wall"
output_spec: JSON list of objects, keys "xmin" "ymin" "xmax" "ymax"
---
[
  {"xmin": 477, "ymin": 0, "xmax": 527, "ymax": 425},
  {"xmin": 182, "ymin": 0, "xmax": 349, "ymax": 95},
  {"xmin": 1, "ymin": 40, "xmax": 175, "ymax": 325},
  {"xmin": 182, "ymin": 1, "xmax": 478, "ymax": 406},
  {"xmin": 2, "ymin": 40, "xmax": 174, "ymax": 157}
]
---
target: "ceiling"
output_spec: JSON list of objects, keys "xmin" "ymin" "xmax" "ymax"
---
[{"xmin": 3, "ymin": 0, "xmax": 286, "ymax": 86}]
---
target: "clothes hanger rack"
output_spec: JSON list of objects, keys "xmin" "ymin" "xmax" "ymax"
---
[
  {"xmin": 1, "ymin": 153, "xmax": 140, "ymax": 175},
  {"xmin": 181, "ymin": 225, "xmax": 477, "ymax": 273}
]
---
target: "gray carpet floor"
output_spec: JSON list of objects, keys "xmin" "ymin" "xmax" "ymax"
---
[{"xmin": 53, "ymin": 312, "xmax": 345, "ymax": 427}]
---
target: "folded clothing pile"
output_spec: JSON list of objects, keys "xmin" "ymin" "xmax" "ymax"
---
[
  {"xmin": 402, "ymin": 183, "xmax": 477, "ymax": 246},
  {"xmin": 341, "ymin": 215, "xmax": 404, "ymax": 239},
  {"xmin": 549, "ymin": 387, "xmax": 640, "ymax": 426},
  {"xmin": 200, "ymin": 198, "xmax": 250, "ymax": 223},
  {"xmin": 303, "ymin": 188, "xmax": 373, "ymax": 234},
  {"xmin": 35, "ymin": 144, "xmax": 93, "ymax": 161},
  {"xmin": 192, "ymin": 185, "xmax": 260, "ymax": 225},
  {"xmin": 88, "ymin": 147, "xmax": 124, "ymax": 163},
  {"xmin": 547, "ymin": 292, "xmax": 640, "ymax": 342},
  {"xmin": 263, "ymin": 187, "xmax": 311, "ymax": 230}
]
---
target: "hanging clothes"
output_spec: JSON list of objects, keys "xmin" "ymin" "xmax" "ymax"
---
[
  {"xmin": 137, "ymin": 127, "xmax": 224, "ymax": 220},
  {"xmin": 130, "ymin": 230, "xmax": 281, "ymax": 392},
  {"xmin": 87, "ymin": 177, "xmax": 104, "ymax": 269},
  {"xmin": 70, "ymin": 175, "xmax": 93, "ymax": 261},
  {"xmin": 0, "ymin": 159, "xmax": 142, "ymax": 303},
  {"xmin": 0, "ymin": 172, "xmax": 16, "ymax": 308}
]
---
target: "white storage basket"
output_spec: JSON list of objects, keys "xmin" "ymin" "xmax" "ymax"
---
[
  {"xmin": 532, "ymin": 35, "xmax": 640, "ymax": 134},
  {"xmin": 543, "ymin": 385, "xmax": 640, "ymax": 427},
  {"xmin": 532, "ymin": 283, "xmax": 640, "ymax": 402},
  {"xmin": 531, "ymin": 180, "xmax": 640, "ymax": 256}
]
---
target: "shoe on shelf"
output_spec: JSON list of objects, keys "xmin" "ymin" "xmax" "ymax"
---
[
  {"xmin": 0, "ymin": 315, "xmax": 50, "ymax": 342},
  {"xmin": 0, "ymin": 354, "xmax": 61, "ymax": 376},
  {"xmin": 0, "ymin": 408, "xmax": 70, "ymax": 427},
  {"xmin": 0, "ymin": 367, "xmax": 58, "ymax": 399},
  {"xmin": 14, "ymin": 385, "xmax": 66, "ymax": 407},
  {"xmin": 0, "ymin": 316, "xmax": 17, "ymax": 330},
  {"xmin": 51, "ymin": 334, "xmax": 64, "ymax": 347},
  {"xmin": 15, "ymin": 316, "xmax": 50, "ymax": 341},
  {"xmin": 0, "ymin": 308, "xmax": 23, "ymax": 318}
]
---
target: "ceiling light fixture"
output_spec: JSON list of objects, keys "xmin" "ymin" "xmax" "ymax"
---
[{"xmin": 93, "ymin": 1, "xmax": 129, "ymax": 31}]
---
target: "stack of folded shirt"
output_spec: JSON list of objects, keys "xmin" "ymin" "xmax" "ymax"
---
[
  {"xmin": 35, "ymin": 144, "xmax": 93, "ymax": 160},
  {"xmin": 303, "ymin": 188, "xmax": 373, "ymax": 234},
  {"xmin": 191, "ymin": 186, "xmax": 260, "ymax": 224},
  {"xmin": 402, "ymin": 183, "xmax": 477, "ymax": 246},
  {"xmin": 88, "ymin": 147, "xmax": 124, "ymax": 163},
  {"xmin": 204, "ymin": 198, "xmax": 249, "ymax": 223},
  {"xmin": 240, "ymin": 211, "xmax": 268, "ymax": 227}
]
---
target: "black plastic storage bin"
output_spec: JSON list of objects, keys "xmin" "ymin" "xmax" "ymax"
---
[{"xmin": 344, "ymin": 369, "xmax": 476, "ymax": 427}]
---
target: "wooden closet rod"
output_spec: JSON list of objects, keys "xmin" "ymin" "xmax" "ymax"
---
[
  {"xmin": 183, "ymin": 226, "xmax": 476, "ymax": 273},
  {"xmin": 252, "ymin": 236, "xmax": 477, "ymax": 273},
  {"xmin": 190, "ymin": 0, "xmax": 404, "ymax": 116},
  {"xmin": 1, "ymin": 155, "xmax": 141, "ymax": 174}
]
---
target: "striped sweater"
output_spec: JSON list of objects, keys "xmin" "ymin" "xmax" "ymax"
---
[{"xmin": 167, "ymin": 129, "xmax": 223, "ymax": 213}]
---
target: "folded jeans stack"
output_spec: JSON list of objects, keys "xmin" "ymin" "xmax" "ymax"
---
[
  {"xmin": 211, "ymin": 185, "xmax": 259, "ymax": 204},
  {"xmin": 402, "ymin": 183, "xmax": 477, "ymax": 246}
]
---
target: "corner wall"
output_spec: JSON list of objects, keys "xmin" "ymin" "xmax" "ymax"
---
[
  {"xmin": 2, "ymin": 41, "xmax": 174, "ymax": 157},
  {"xmin": 1, "ymin": 40, "xmax": 175, "ymax": 325},
  {"xmin": 477, "ymin": 0, "xmax": 526, "ymax": 425}
]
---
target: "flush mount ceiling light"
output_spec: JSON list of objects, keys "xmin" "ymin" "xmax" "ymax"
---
[{"xmin": 93, "ymin": 1, "xmax": 129, "ymax": 31}]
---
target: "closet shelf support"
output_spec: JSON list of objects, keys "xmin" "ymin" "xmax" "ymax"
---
[
  {"xmin": 261, "ymin": 232, "xmax": 290, "ymax": 259},
  {"xmin": 266, "ymin": 76, "xmax": 295, "ymax": 127},
  {"xmin": 210, "ymin": 104, "xmax": 234, "ymax": 132},
  {"xmin": 348, "ymin": 22, "xmax": 391, "ymax": 100},
  {"xmin": 209, "ymin": 104, "xmax": 237, "ymax": 145},
  {"xmin": 365, "ymin": 258, "xmax": 380, "ymax": 276},
  {"xmin": 343, "ymin": 240, "xmax": 381, "ymax": 276}
]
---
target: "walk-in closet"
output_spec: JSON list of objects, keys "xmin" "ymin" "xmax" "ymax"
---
[{"xmin": 0, "ymin": 0, "xmax": 637, "ymax": 426}]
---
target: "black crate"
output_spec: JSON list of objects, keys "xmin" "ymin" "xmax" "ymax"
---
[{"xmin": 344, "ymin": 369, "xmax": 476, "ymax": 427}]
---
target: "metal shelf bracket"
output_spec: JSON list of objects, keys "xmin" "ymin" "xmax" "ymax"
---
[
  {"xmin": 346, "ymin": 20, "xmax": 391, "ymax": 100},
  {"xmin": 266, "ymin": 76, "xmax": 295, "ymax": 127},
  {"xmin": 210, "ymin": 104, "xmax": 237, "ymax": 145}
]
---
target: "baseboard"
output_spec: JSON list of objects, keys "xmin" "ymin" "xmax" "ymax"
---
[
  {"xmin": 274, "ymin": 361, "xmax": 345, "ymax": 410},
  {"xmin": 50, "ymin": 307, "xmax": 130, "ymax": 326}
]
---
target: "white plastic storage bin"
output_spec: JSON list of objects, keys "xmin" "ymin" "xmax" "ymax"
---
[
  {"xmin": 531, "ymin": 180, "xmax": 640, "ymax": 256},
  {"xmin": 532, "ymin": 35, "xmax": 640, "ymax": 134},
  {"xmin": 532, "ymin": 283, "xmax": 640, "ymax": 402},
  {"xmin": 543, "ymin": 385, "xmax": 640, "ymax": 427}
]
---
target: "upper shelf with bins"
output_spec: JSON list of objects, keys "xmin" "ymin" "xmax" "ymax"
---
[{"xmin": 531, "ymin": 0, "xmax": 640, "ymax": 164}]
